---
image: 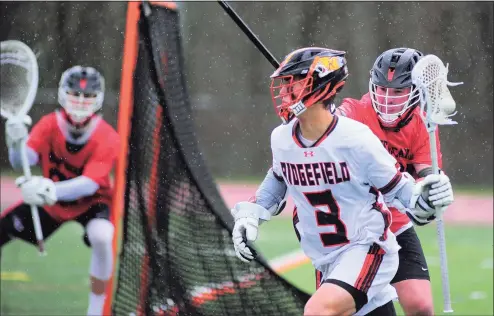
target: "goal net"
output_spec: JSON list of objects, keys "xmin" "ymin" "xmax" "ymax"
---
[{"xmin": 109, "ymin": 2, "xmax": 309, "ymax": 315}]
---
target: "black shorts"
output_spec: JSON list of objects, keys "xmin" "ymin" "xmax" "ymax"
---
[
  {"xmin": 0, "ymin": 203, "xmax": 110, "ymax": 248},
  {"xmin": 391, "ymin": 226, "xmax": 430, "ymax": 283}
]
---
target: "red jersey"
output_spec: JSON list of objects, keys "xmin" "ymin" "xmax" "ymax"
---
[
  {"xmin": 27, "ymin": 112, "xmax": 119, "ymax": 222},
  {"xmin": 338, "ymin": 93, "xmax": 443, "ymax": 234}
]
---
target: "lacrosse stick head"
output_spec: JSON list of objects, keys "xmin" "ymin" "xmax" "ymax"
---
[
  {"xmin": 0, "ymin": 40, "xmax": 39, "ymax": 120},
  {"xmin": 411, "ymin": 54, "xmax": 462, "ymax": 126}
]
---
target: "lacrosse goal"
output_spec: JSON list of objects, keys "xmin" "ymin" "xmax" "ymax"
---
[{"xmin": 105, "ymin": 2, "xmax": 309, "ymax": 315}]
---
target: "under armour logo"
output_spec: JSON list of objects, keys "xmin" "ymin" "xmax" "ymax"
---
[{"xmin": 304, "ymin": 151, "xmax": 314, "ymax": 157}]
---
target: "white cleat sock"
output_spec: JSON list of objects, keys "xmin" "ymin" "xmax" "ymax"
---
[{"xmin": 87, "ymin": 292, "xmax": 106, "ymax": 316}]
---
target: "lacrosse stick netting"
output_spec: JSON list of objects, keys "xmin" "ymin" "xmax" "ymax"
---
[
  {"xmin": 1, "ymin": 40, "xmax": 39, "ymax": 118},
  {"xmin": 412, "ymin": 54, "xmax": 463, "ymax": 313},
  {"xmin": 1, "ymin": 40, "xmax": 45, "ymax": 254}
]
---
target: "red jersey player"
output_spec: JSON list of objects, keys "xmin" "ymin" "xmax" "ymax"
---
[
  {"xmin": 336, "ymin": 48, "xmax": 453, "ymax": 315},
  {"xmin": 1, "ymin": 66, "xmax": 119, "ymax": 316}
]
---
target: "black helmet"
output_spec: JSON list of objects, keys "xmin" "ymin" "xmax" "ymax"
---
[
  {"xmin": 58, "ymin": 66, "xmax": 105, "ymax": 125},
  {"xmin": 369, "ymin": 48, "xmax": 423, "ymax": 127},
  {"xmin": 270, "ymin": 47, "xmax": 348, "ymax": 124}
]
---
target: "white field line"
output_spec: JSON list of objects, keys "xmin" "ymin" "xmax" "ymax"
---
[{"xmin": 269, "ymin": 249, "xmax": 311, "ymax": 273}]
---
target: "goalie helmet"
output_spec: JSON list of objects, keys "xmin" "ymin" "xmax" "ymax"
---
[
  {"xmin": 369, "ymin": 48, "xmax": 423, "ymax": 128},
  {"xmin": 270, "ymin": 47, "xmax": 348, "ymax": 124},
  {"xmin": 58, "ymin": 66, "xmax": 105, "ymax": 127}
]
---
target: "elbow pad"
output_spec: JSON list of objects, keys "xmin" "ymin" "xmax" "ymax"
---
[{"xmin": 267, "ymin": 187, "xmax": 288, "ymax": 216}]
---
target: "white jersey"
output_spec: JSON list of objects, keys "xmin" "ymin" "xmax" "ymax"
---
[{"xmin": 271, "ymin": 115, "xmax": 402, "ymax": 268}]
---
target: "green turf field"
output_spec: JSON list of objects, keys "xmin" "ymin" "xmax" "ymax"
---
[
  {"xmin": 1, "ymin": 223, "xmax": 91, "ymax": 315},
  {"xmin": 1, "ymin": 217, "xmax": 492, "ymax": 315}
]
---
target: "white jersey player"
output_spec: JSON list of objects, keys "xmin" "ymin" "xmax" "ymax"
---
[
  {"xmin": 230, "ymin": 47, "xmax": 454, "ymax": 316},
  {"xmin": 271, "ymin": 115, "xmax": 401, "ymax": 267}
]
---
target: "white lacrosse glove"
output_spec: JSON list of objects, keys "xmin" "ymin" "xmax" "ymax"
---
[
  {"xmin": 407, "ymin": 173, "xmax": 454, "ymax": 225},
  {"xmin": 5, "ymin": 115, "xmax": 32, "ymax": 148},
  {"xmin": 16, "ymin": 176, "xmax": 57, "ymax": 206},
  {"xmin": 231, "ymin": 201, "xmax": 271, "ymax": 263}
]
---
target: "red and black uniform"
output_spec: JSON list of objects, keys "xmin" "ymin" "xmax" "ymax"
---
[
  {"xmin": 336, "ymin": 93, "xmax": 443, "ymax": 283},
  {"xmin": 1, "ymin": 112, "xmax": 119, "ymax": 247}
]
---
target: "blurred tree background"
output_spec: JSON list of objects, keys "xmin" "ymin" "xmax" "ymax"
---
[{"xmin": 0, "ymin": 1, "xmax": 492, "ymax": 186}]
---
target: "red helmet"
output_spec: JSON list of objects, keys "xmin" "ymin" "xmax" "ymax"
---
[{"xmin": 270, "ymin": 47, "xmax": 348, "ymax": 124}]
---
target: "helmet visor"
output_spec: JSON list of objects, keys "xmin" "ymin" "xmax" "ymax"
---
[{"xmin": 59, "ymin": 89, "xmax": 103, "ymax": 123}]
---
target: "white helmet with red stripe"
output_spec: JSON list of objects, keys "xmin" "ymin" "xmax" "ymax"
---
[{"xmin": 58, "ymin": 66, "xmax": 105, "ymax": 127}]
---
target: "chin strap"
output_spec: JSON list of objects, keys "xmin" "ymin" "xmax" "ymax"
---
[
  {"xmin": 61, "ymin": 109, "xmax": 97, "ymax": 130},
  {"xmin": 379, "ymin": 104, "xmax": 418, "ymax": 132}
]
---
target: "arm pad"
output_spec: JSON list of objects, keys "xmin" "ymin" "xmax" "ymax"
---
[
  {"xmin": 8, "ymin": 146, "xmax": 39, "ymax": 170},
  {"xmin": 254, "ymin": 168, "xmax": 288, "ymax": 216},
  {"xmin": 55, "ymin": 176, "xmax": 100, "ymax": 201},
  {"xmin": 381, "ymin": 172, "xmax": 415, "ymax": 208}
]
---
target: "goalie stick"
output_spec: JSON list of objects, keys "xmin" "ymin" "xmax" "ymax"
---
[{"xmin": 1, "ymin": 40, "xmax": 46, "ymax": 255}]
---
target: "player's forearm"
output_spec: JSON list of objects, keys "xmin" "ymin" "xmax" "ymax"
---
[
  {"xmin": 54, "ymin": 176, "xmax": 100, "ymax": 201},
  {"xmin": 8, "ymin": 146, "xmax": 39, "ymax": 170},
  {"xmin": 414, "ymin": 164, "xmax": 444, "ymax": 177},
  {"xmin": 381, "ymin": 174, "xmax": 415, "ymax": 212},
  {"xmin": 254, "ymin": 168, "xmax": 288, "ymax": 215},
  {"xmin": 414, "ymin": 163, "xmax": 430, "ymax": 174}
]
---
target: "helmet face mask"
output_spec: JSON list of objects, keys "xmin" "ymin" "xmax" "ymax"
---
[
  {"xmin": 271, "ymin": 75, "xmax": 312, "ymax": 123},
  {"xmin": 369, "ymin": 82, "xmax": 420, "ymax": 124},
  {"xmin": 270, "ymin": 47, "xmax": 348, "ymax": 124},
  {"xmin": 58, "ymin": 66, "xmax": 105, "ymax": 127},
  {"xmin": 369, "ymin": 48, "xmax": 423, "ymax": 127}
]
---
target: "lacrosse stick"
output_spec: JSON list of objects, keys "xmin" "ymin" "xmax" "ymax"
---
[
  {"xmin": 1, "ymin": 40, "xmax": 45, "ymax": 255},
  {"xmin": 412, "ymin": 54, "xmax": 463, "ymax": 313}
]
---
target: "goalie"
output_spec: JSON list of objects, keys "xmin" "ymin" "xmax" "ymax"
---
[{"xmin": 0, "ymin": 66, "xmax": 119, "ymax": 316}]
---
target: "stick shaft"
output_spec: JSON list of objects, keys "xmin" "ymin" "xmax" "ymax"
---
[
  {"xmin": 20, "ymin": 140, "xmax": 46, "ymax": 255},
  {"xmin": 429, "ymin": 126, "xmax": 452, "ymax": 313}
]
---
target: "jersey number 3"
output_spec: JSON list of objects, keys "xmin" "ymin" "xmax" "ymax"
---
[{"xmin": 304, "ymin": 190, "xmax": 349, "ymax": 247}]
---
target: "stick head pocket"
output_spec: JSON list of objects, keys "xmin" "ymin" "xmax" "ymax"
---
[
  {"xmin": 0, "ymin": 40, "xmax": 39, "ymax": 120},
  {"xmin": 411, "ymin": 54, "xmax": 463, "ymax": 126}
]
